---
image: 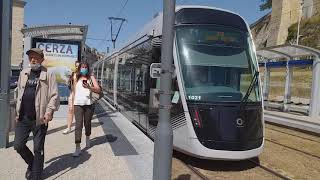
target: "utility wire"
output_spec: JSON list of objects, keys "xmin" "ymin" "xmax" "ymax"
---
[
  {"xmin": 116, "ymin": 0, "xmax": 129, "ymax": 17},
  {"xmin": 97, "ymin": 0, "xmax": 129, "ymax": 52},
  {"xmin": 87, "ymin": 37, "xmax": 112, "ymax": 42}
]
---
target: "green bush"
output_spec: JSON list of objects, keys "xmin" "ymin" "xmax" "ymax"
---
[{"xmin": 287, "ymin": 15, "xmax": 320, "ymax": 49}]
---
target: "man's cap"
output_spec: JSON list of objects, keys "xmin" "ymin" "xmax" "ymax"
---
[{"xmin": 26, "ymin": 48, "xmax": 44, "ymax": 58}]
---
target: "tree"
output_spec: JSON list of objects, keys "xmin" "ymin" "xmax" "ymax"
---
[{"xmin": 260, "ymin": 0, "xmax": 272, "ymax": 11}]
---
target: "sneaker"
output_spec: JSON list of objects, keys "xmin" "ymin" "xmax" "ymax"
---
[
  {"xmin": 86, "ymin": 136, "xmax": 91, "ymax": 148},
  {"xmin": 72, "ymin": 146, "xmax": 81, "ymax": 157},
  {"xmin": 62, "ymin": 128, "xmax": 71, "ymax": 134}
]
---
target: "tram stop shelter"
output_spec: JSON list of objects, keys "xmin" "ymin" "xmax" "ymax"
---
[{"xmin": 256, "ymin": 44, "xmax": 320, "ymax": 118}]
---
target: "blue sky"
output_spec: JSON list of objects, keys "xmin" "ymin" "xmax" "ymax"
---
[{"xmin": 24, "ymin": 0, "xmax": 270, "ymax": 53}]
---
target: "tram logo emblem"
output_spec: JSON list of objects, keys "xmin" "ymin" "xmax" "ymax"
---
[{"xmin": 236, "ymin": 118, "xmax": 244, "ymax": 127}]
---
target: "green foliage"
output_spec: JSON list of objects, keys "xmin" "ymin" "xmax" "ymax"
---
[
  {"xmin": 287, "ymin": 23, "xmax": 298, "ymax": 42},
  {"xmin": 287, "ymin": 15, "xmax": 320, "ymax": 49},
  {"xmin": 260, "ymin": 0, "xmax": 272, "ymax": 11}
]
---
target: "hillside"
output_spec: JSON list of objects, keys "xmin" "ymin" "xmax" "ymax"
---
[{"xmin": 287, "ymin": 15, "xmax": 320, "ymax": 49}]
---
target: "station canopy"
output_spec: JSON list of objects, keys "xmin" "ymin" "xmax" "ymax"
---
[{"xmin": 256, "ymin": 44, "xmax": 320, "ymax": 61}]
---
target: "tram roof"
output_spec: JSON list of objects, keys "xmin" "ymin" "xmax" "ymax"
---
[{"xmin": 103, "ymin": 6, "xmax": 248, "ymax": 59}]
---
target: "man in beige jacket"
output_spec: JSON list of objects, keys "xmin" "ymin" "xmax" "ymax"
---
[{"xmin": 14, "ymin": 48, "xmax": 59, "ymax": 180}]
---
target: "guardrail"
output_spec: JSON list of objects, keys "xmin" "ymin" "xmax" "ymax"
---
[
  {"xmin": 264, "ymin": 110, "xmax": 320, "ymax": 135},
  {"xmin": 259, "ymin": 59, "xmax": 315, "ymax": 115}
]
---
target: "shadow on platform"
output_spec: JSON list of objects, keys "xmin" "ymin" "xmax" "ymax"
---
[
  {"xmin": 43, "ymin": 134, "xmax": 117, "ymax": 179},
  {"xmin": 7, "ymin": 122, "xmax": 105, "ymax": 148}
]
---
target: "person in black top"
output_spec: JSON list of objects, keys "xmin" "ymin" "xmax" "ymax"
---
[
  {"xmin": 19, "ymin": 68, "xmax": 41, "ymax": 120},
  {"xmin": 14, "ymin": 48, "xmax": 59, "ymax": 180}
]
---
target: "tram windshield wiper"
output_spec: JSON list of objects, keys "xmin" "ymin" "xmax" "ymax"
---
[{"xmin": 240, "ymin": 71, "xmax": 259, "ymax": 105}]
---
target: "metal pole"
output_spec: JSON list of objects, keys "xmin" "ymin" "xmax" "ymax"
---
[
  {"xmin": 100, "ymin": 62, "xmax": 104, "ymax": 86},
  {"xmin": 96, "ymin": 64, "xmax": 99, "ymax": 77},
  {"xmin": 309, "ymin": 56, "xmax": 320, "ymax": 118},
  {"xmin": 283, "ymin": 61, "xmax": 292, "ymax": 112},
  {"xmin": 296, "ymin": 0, "xmax": 303, "ymax": 45},
  {"xmin": 263, "ymin": 61, "xmax": 270, "ymax": 101},
  {"xmin": 0, "ymin": 0, "xmax": 12, "ymax": 148},
  {"xmin": 153, "ymin": 0, "xmax": 175, "ymax": 179}
]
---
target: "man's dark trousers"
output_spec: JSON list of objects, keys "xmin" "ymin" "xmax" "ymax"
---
[{"xmin": 14, "ymin": 116, "xmax": 48, "ymax": 179}]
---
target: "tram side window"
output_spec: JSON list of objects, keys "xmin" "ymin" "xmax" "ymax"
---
[
  {"xmin": 104, "ymin": 64, "xmax": 114, "ymax": 99},
  {"xmin": 105, "ymin": 67, "xmax": 108, "ymax": 89},
  {"xmin": 152, "ymin": 47, "xmax": 161, "ymax": 63},
  {"xmin": 109, "ymin": 68, "xmax": 114, "ymax": 90},
  {"xmin": 135, "ymin": 69, "xmax": 141, "ymax": 93},
  {"xmin": 134, "ymin": 66, "xmax": 149, "ymax": 95},
  {"xmin": 102, "ymin": 67, "xmax": 106, "ymax": 88}
]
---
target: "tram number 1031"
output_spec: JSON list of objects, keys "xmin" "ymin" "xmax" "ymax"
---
[{"xmin": 188, "ymin": 95, "xmax": 201, "ymax": 101}]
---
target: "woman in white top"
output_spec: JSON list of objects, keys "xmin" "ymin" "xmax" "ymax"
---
[
  {"xmin": 63, "ymin": 61, "xmax": 80, "ymax": 134},
  {"xmin": 72, "ymin": 62, "xmax": 101, "ymax": 156}
]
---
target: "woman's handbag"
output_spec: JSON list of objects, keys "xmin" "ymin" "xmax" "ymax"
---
[{"xmin": 89, "ymin": 78, "xmax": 104, "ymax": 104}]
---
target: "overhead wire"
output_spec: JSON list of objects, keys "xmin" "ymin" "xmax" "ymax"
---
[
  {"xmin": 94, "ymin": 0, "xmax": 129, "ymax": 52},
  {"xmin": 92, "ymin": 1, "xmax": 319, "ymax": 51},
  {"xmin": 87, "ymin": 37, "xmax": 112, "ymax": 42},
  {"xmin": 116, "ymin": 0, "xmax": 129, "ymax": 17}
]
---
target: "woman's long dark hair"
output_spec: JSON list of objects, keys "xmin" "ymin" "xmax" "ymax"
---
[{"xmin": 76, "ymin": 62, "xmax": 91, "ymax": 82}]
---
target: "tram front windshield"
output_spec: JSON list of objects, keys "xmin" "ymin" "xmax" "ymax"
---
[{"xmin": 176, "ymin": 25, "xmax": 261, "ymax": 103}]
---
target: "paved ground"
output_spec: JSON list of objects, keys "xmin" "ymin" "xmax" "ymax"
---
[
  {"xmin": 0, "ymin": 103, "xmax": 153, "ymax": 180},
  {"xmin": 2, "ymin": 101, "xmax": 318, "ymax": 180}
]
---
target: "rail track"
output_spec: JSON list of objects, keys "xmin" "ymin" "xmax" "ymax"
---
[
  {"xmin": 174, "ymin": 157, "xmax": 210, "ymax": 180},
  {"xmin": 247, "ymin": 158, "xmax": 291, "ymax": 180},
  {"xmin": 265, "ymin": 138, "xmax": 320, "ymax": 160},
  {"xmin": 174, "ymin": 152, "xmax": 292, "ymax": 180},
  {"xmin": 266, "ymin": 125, "xmax": 320, "ymax": 143},
  {"xmin": 265, "ymin": 125, "xmax": 320, "ymax": 160}
]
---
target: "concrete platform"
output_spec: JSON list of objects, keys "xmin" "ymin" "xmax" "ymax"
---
[
  {"xmin": 264, "ymin": 110, "xmax": 320, "ymax": 135},
  {"xmin": 0, "ymin": 103, "xmax": 154, "ymax": 180}
]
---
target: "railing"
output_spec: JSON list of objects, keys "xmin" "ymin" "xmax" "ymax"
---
[{"xmin": 259, "ymin": 59, "xmax": 314, "ymax": 115}]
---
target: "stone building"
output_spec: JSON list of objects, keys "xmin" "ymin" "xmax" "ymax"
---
[
  {"xmin": 251, "ymin": 0, "xmax": 320, "ymax": 49},
  {"xmin": 83, "ymin": 45, "xmax": 101, "ymax": 67},
  {"xmin": 11, "ymin": 0, "xmax": 26, "ymax": 70}
]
